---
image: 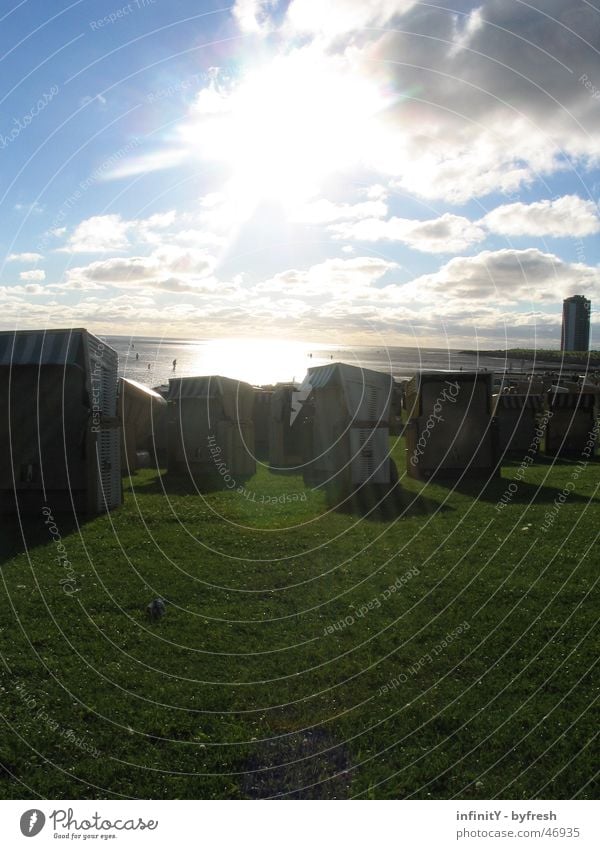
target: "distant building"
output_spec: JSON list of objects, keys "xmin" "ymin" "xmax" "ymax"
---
[{"xmin": 561, "ymin": 295, "xmax": 591, "ymax": 351}]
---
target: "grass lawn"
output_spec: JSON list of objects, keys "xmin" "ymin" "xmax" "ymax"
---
[{"xmin": 0, "ymin": 436, "xmax": 598, "ymax": 800}]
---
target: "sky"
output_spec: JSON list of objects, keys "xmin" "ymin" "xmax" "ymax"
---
[{"xmin": 1, "ymin": 0, "xmax": 599, "ymax": 348}]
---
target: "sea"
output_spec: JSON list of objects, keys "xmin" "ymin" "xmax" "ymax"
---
[{"xmin": 104, "ymin": 336, "xmax": 561, "ymax": 390}]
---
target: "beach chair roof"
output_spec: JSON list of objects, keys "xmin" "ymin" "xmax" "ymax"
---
[
  {"xmin": 548, "ymin": 391, "xmax": 596, "ymax": 409},
  {"xmin": 307, "ymin": 361, "xmax": 392, "ymax": 390},
  {"xmin": 167, "ymin": 375, "xmax": 255, "ymax": 420},
  {"xmin": 167, "ymin": 375, "xmax": 252, "ymax": 399},
  {"xmin": 494, "ymin": 394, "xmax": 544, "ymax": 410},
  {"xmin": 119, "ymin": 377, "xmax": 167, "ymax": 404},
  {"xmin": 0, "ymin": 328, "xmax": 87, "ymax": 367},
  {"xmin": 303, "ymin": 361, "xmax": 393, "ymax": 421}
]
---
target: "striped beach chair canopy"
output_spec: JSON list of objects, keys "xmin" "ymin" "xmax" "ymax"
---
[
  {"xmin": 548, "ymin": 391, "xmax": 596, "ymax": 410},
  {"xmin": 0, "ymin": 328, "xmax": 85, "ymax": 368},
  {"xmin": 494, "ymin": 394, "xmax": 544, "ymax": 410}
]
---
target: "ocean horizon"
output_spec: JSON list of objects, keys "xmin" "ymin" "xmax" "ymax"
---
[{"xmin": 105, "ymin": 336, "xmax": 561, "ymax": 389}]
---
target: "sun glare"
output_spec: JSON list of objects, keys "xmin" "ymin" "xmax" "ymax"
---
[
  {"xmin": 188, "ymin": 338, "xmax": 329, "ymax": 386},
  {"xmin": 183, "ymin": 51, "xmax": 390, "ymax": 210}
]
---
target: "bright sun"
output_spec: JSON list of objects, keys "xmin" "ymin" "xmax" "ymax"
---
[{"xmin": 181, "ymin": 50, "xmax": 390, "ymax": 210}]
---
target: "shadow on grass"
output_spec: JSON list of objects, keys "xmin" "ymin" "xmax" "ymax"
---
[
  {"xmin": 124, "ymin": 470, "xmax": 255, "ymax": 497},
  {"xmin": 433, "ymin": 472, "xmax": 598, "ymax": 505},
  {"xmin": 324, "ymin": 480, "xmax": 451, "ymax": 521},
  {"xmin": 0, "ymin": 512, "xmax": 83, "ymax": 566},
  {"xmin": 502, "ymin": 453, "xmax": 600, "ymax": 466}
]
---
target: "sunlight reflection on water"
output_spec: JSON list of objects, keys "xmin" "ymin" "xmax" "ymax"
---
[{"xmin": 107, "ymin": 335, "xmax": 507, "ymax": 389}]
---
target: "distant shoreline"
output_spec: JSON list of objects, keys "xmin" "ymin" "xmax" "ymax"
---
[{"xmin": 460, "ymin": 349, "xmax": 600, "ymax": 367}]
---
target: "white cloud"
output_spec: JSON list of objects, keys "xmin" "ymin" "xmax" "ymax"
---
[
  {"xmin": 103, "ymin": 149, "xmax": 188, "ymax": 181},
  {"xmin": 101, "ymin": 1, "xmax": 600, "ymax": 210},
  {"xmin": 68, "ymin": 256, "xmax": 159, "ymax": 284},
  {"xmin": 0, "ymin": 274, "xmax": 596, "ymax": 346},
  {"xmin": 151, "ymin": 276, "xmax": 227, "ymax": 294},
  {"xmin": 363, "ymin": 184, "xmax": 389, "ymax": 201},
  {"xmin": 170, "ymin": 229, "xmax": 226, "ymax": 249},
  {"xmin": 19, "ymin": 269, "xmax": 46, "ymax": 281},
  {"xmin": 332, "ymin": 213, "xmax": 486, "ymax": 253},
  {"xmin": 60, "ymin": 211, "xmax": 186, "ymax": 254},
  {"xmin": 232, "ymin": 0, "xmax": 275, "ymax": 33},
  {"xmin": 63, "ymin": 214, "xmax": 132, "ymax": 253},
  {"xmin": 449, "ymin": 6, "xmax": 485, "ymax": 56},
  {"xmin": 404, "ymin": 248, "xmax": 600, "ymax": 304},
  {"xmin": 482, "ymin": 195, "xmax": 600, "ymax": 238},
  {"xmin": 7, "ymin": 252, "xmax": 43, "ymax": 263},
  {"xmin": 285, "ymin": 0, "xmax": 417, "ymax": 36},
  {"xmin": 134, "ymin": 210, "xmax": 177, "ymax": 243},
  {"xmin": 326, "ymin": 195, "xmax": 600, "ymax": 254},
  {"xmin": 151, "ymin": 246, "xmax": 216, "ymax": 277},
  {"xmin": 386, "ymin": 143, "xmax": 535, "ymax": 205},
  {"xmin": 257, "ymin": 256, "xmax": 396, "ymax": 296},
  {"xmin": 65, "ymin": 246, "xmax": 218, "ymax": 293},
  {"xmin": 361, "ymin": 0, "xmax": 600, "ymax": 202},
  {"xmin": 50, "ymin": 279, "xmax": 106, "ymax": 292}
]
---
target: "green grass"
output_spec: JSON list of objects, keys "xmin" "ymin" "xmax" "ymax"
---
[{"xmin": 0, "ymin": 437, "xmax": 598, "ymax": 800}]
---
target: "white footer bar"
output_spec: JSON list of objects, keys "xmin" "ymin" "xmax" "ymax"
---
[{"xmin": 1, "ymin": 800, "xmax": 597, "ymax": 848}]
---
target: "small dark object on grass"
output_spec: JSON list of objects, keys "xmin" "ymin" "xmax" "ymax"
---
[{"xmin": 146, "ymin": 598, "xmax": 167, "ymax": 622}]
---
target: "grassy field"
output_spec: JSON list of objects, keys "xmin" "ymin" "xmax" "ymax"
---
[{"xmin": 0, "ymin": 436, "xmax": 598, "ymax": 800}]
